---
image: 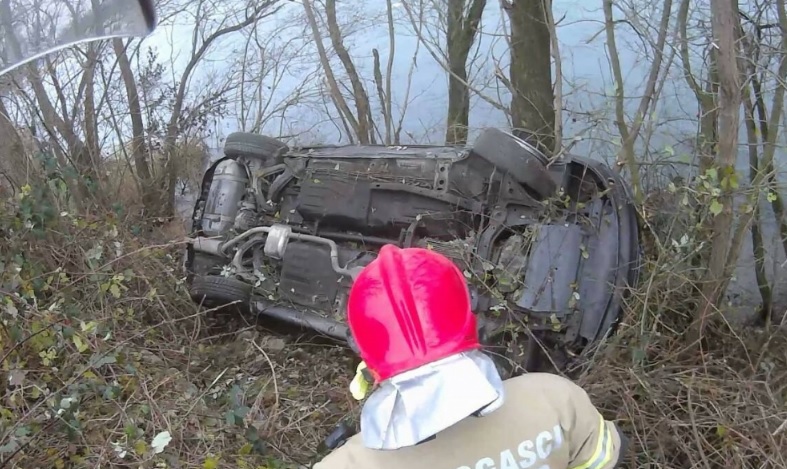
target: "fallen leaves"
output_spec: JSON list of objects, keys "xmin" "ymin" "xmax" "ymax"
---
[{"xmin": 150, "ymin": 431, "xmax": 172, "ymax": 454}]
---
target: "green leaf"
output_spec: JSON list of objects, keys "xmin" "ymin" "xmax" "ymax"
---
[
  {"xmin": 225, "ymin": 409, "xmax": 237, "ymax": 426},
  {"xmin": 632, "ymin": 347, "xmax": 646, "ymax": 365},
  {"xmin": 134, "ymin": 440, "xmax": 148, "ymax": 455},
  {"xmin": 234, "ymin": 406, "xmax": 251, "ymax": 419},
  {"xmin": 767, "ymin": 191, "xmax": 778, "ymax": 202},
  {"xmin": 89, "ymin": 353, "xmax": 117, "ymax": 367},
  {"xmin": 709, "ymin": 199, "xmax": 723, "ymax": 216},
  {"xmin": 80, "ymin": 321, "xmax": 98, "ymax": 333},
  {"xmin": 73, "ymin": 335, "xmax": 89, "ymax": 353},
  {"xmin": 0, "ymin": 439, "xmax": 20, "ymax": 454},
  {"xmin": 203, "ymin": 456, "xmax": 220, "ymax": 469},
  {"xmin": 728, "ymin": 173, "xmax": 739, "ymax": 189},
  {"xmin": 109, "ymin": 283, "xmax": 121, "ymax": 299}
]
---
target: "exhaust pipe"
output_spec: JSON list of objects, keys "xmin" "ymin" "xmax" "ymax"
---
[
  {"xmin": 191, "ymin": 224, "xmax": 365, "ymax": 279},
  {"xmin": 253, "ymin": 298, "xmax": 349, "ymax": 341}
]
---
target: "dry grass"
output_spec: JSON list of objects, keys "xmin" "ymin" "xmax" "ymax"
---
[
  {"xmin": 580, "ymin": 317, "xmax": 787, "ymax": 469},
  {"xmin": 572, "ymin": 221, "xmax": 787, "ymax": 468}
]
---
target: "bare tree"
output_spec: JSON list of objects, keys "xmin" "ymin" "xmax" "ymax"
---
[
  {"xmin": 302, "ymin": 0, "xmax": 417, "ymax": 145},
  {"xmin": 155, "ymin": 0, "xmax": 281, "ymax": 218},
  {"xmin": 400, "ymin": 0, "xmax": 509, "ymax": 133},
  {"xmin": 678, "ymin": 0, "xmax": 718, "ymax": 174},
  {"xmin": 112, "ymin": 38, "xmax": 156, "ymax": 212},
  {"xmin": 302, "ymin": 0, "xmax": 367, "ymax": 144},
  {"xmin": 603, "ymin": 0, "xmax": 674, "ymax": 202},
  {"xmin": 695, "ymin": 0, "xmax": 741, "ymax": 331},
  {"xmin": 0, "ymin": 0, "xmax": 105, "ymax": 207},
  {"xmin": 734, "ymin": 0, "xmax": 787, "ymax": 325},
  {"xmin": 234, "ymin": 15, "xmax": 322, "ymax": 137}
]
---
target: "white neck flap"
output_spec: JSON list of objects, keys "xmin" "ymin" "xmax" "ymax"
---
[{"xmin": 359, "ymin": 350, "xmax": 505, "ymax": 450}]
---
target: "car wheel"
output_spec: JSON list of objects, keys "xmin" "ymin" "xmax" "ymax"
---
[
  {"xmin": 471, "ymin": 128, "xmax": 556, "ymax": 199},
  {"xmin": 189, "ymin": 275, "xmax": 253, "ymax": 309},
  {"xmin": 224, "ymin": 132, "xmax": 288, "ymax": 164}
]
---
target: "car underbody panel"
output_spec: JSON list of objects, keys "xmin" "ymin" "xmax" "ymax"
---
[{"xmin": 185, "ymin": 130, "xmax": 642, "ymax": 374}]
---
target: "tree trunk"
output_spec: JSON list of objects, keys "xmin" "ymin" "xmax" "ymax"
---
[
  {"xmin": 695, "ymin": 0, "xmax": 741, "ymax": 336},
  {"xmin": 678, "ymin": 0, "xmax": 718, "ymax": 174},
  {"xmin": 446, "ymin": 54, "xmax": 470, "ymax": 145},
  {"xmin": 506, "ymin": 0, "xmax": 554, "ymax": 154},
  {"xmin": 82, "ymin": 44, "xmax": 103, "ymax": 204},
  {"xmin": 743, "ymin": 89, "xmax": 773, "ymax": 323},
  {"xmin": 0, "ymin": 98, "xmax": 25, "ymax": 192},
  {"xmin": 445, "ymin": 0, "xmax": 486, "ymax": 145},
  {"xmin": 302, "ymin": 0, "xmax": 361, "ymax": 142},
  {"xmin": 325, "ymin": 0, "xmax": 374, "ymax": 144},
  {"xmin": 112, "ymin": 38, "xmax": 157, "ymax": 215},
  {"xmin": 748, "ymin": 54, "xmax": 787, "ymax": 262}
]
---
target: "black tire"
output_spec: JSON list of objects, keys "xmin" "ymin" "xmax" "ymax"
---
[
  {"xmin": 471, "ymin": 128, "xmax": 556, "ymax": 199},
  {"xmin": 224, "ymin": 132, "xmax": 288, "ymax": 163},
  {"xmin": 189, "ymin": 275, "xmax": 253, "ymax": 309}
]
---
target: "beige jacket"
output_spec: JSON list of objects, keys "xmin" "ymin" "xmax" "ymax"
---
[{"xmin": 314, "ymin": 372, "xmax": 623, "ymax": 469}]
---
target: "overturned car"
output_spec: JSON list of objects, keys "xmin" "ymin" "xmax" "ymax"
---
[{"xmin": 185, "ymin": 128, "xmax": 641, "ymax": 374}]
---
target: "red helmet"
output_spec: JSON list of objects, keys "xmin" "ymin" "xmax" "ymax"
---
[{"xmin": 347, "ymin": 244, "xmax": 479, "ymax": 382}]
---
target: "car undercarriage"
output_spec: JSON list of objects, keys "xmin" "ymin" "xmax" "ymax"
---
[{"xmin": 184, "ymin": 128, "xmax": 642, "ymax": 376}]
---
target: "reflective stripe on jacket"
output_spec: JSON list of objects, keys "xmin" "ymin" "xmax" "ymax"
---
[{"xmin": 314, "ymin": 372, "xmax": 624, "ymax": 469}]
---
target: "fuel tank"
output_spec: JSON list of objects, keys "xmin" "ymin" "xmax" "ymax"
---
[{"xmin": 201, "ymin": 159, "xmax": 248, "ymax": 237}]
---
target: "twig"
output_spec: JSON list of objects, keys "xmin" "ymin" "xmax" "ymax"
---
[
  {"xmin": 248, "ymin": 338, "xmax": 280, "ymax": 422},
  {"xmin": 183, "ymin": 367, "xmax": 229, "ymax": 418},
  {"xmin": 773, "ymin": 418, "xmax": 787, "ymax": 436}
]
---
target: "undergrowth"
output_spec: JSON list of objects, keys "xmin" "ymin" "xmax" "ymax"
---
[
  {"xmin": 1, "ymin": 171, "xmax": 785, "ymax": 469},
  {"xmin": 577, "ymin": 172, "xmax": 787, "ymax": 469},
  {"xmin": 580, "ymin": 309, "xmax": 786, "ymax": 468},
  {"xmin": 0, "ymin": 187, "xmax": 358, "ymax": 468}
]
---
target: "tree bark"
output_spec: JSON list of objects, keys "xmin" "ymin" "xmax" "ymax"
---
[
  {"xmin": 302, "ymin": 0, "xmax": 361, "ymax": 142},
  {"xmin": 742, "ymin": 88, "xmax": 773, "ymax": 323},
  {"xmin": 324, "ymin": 0, "xmax": 375, "ymax": 144},
  {"xmin": 695, "ymin": 0, "xmax": 741, "ymax": 336},
  {"xmin": 678, "ymin": 0, "xmax": 718, "ymax": 173},
  {"xmin": 445, "ymin": 0, "xmax": 486, "ymax": 145},
  {"xmin": 113, "ymin": 38, "xmax": 157, "ymax": 214},
  {"xmin": 506, "ymin": 0, "xmax": 554, "ymax": 154}
]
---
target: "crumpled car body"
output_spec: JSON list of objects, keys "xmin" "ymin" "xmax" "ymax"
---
[{"xmin": 184, "ymin": 129, "xmax": 641, "ymax": 373}]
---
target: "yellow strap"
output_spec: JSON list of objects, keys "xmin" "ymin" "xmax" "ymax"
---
[
  {"xmin": 349, "ymin": 361, "xmax": 371, "ymax": 401},
  {"xmin": 570, "ymin": 417, "xmax": 615, "ymax": 469}
]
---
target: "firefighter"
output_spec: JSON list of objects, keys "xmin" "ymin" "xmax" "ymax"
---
[{"xmin": 314, "ymin": 244, "xmax": 630, "ymax": 469}]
